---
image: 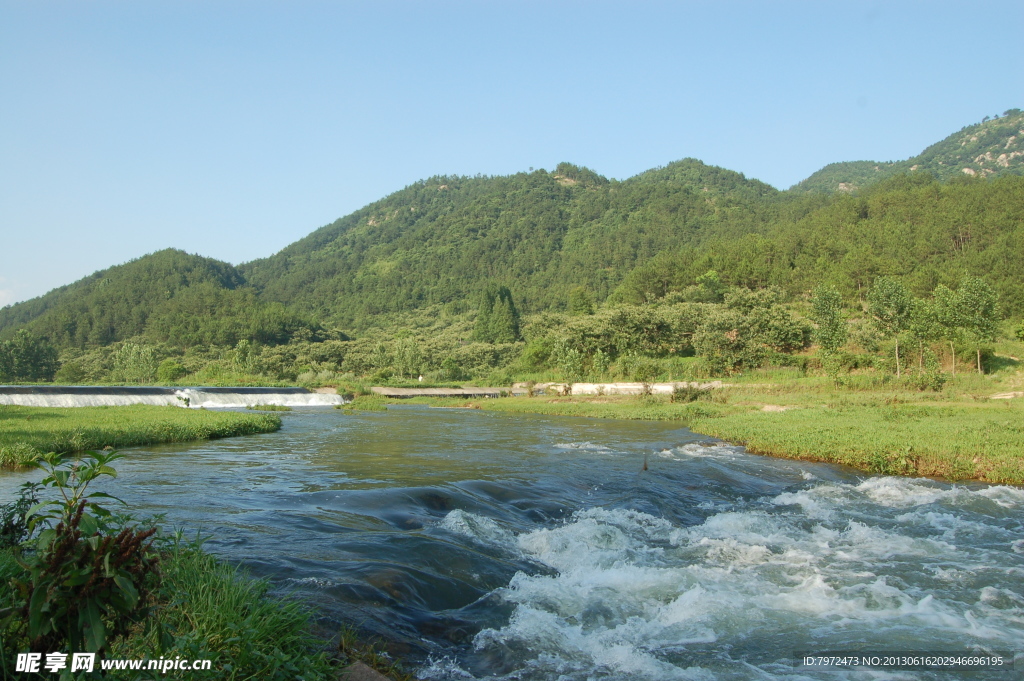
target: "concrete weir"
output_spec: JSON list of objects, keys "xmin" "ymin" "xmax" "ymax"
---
[{"xmin": 0, "ymin": 386, "xmax": 345, "ymax": 408}]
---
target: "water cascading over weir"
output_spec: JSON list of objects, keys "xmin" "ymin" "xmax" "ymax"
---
[{"xmin": 0, "ymin": 386, "xmax": 345, "ymax": 408}]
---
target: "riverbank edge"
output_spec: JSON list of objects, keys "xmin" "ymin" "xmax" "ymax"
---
[
  {"xmin": 388, "ymin": 393, "xmax": 1024, "ymax": 486},
  {"xmin": 0, "ymin": 405, "xmax": 282, "ymax": 468},
  {"xmin": 1, "ymin": 541, "xmax": 413, "ymax": 680}
]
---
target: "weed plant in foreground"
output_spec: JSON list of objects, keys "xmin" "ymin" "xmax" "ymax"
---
[
  {"xmin": 0, "ymin": 452, "xmax": 335, "ymax": 680},
  {"xmin": 0, "ymin": 405, "xmax": 281, "ymax": 468}
]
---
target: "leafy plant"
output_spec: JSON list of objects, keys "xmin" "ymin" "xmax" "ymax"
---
[
  {"xmin": 0, "ymin": 482, "xmax": 41, "ymax": 549},
  {"xmin": 910, "ymin": 348, "xmax": 947, "ymax": 392},
  {"xmin": 552, "ymin": 338, "xmax": 585, "ymax": 393},
  {"xmin": 10, "ymin": 450, "xmax": 159, "ymax": 653}
]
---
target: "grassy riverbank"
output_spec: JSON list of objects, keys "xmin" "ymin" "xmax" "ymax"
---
[
  {"xmin": 398, "ymin": 378, "xmax": 1024, "ymax": 485},
  {"xmin": 0, "ymin": 405, "xmax": 281, "ymax": 468},
  {"xmin": 0, "ymin": 540, "xmax": 335, "ymax": 680}
]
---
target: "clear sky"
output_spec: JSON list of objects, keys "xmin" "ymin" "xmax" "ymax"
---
[{"xmin": 1, "ymin": 1, "xmax": 1021, "ymax": 306}]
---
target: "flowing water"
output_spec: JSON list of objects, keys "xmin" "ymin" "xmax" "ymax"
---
[{"xmin": 2, "ymin": 406, "xmax": 1022, "ymax": 679}]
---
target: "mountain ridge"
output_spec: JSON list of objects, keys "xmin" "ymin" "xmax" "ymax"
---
[
  {"xmin": 2, "ymin": 111, "xmax": 1022, "ymax": 348},
  {"xmin": 792, "ymin": 109, "xmax": 1024, "ymax": 193}
]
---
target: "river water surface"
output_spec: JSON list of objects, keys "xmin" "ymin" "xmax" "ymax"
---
[{"xmin": 2, "ymin": 406, "xmax": 1022, "ymax": 679}]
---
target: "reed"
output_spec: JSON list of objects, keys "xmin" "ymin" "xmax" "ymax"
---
[{"xmin": 0, "ymin": 405, "xmax": 280, "ymax": 468}]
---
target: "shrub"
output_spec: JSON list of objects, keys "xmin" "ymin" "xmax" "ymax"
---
[
  {"xmin": 157, "ymin": 358, "xmax": 188, "ymax": 382},
  {"xmin": 671, "ymin": 384, "xmax": 711, "ymax": 403}
]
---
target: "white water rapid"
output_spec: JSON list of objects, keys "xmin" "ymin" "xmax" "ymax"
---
[
  {"xmin": 426, "ymin": 452, "xmax": 1024, "ymax": 680},
  {"xmin": 0, "ymin": 386, "xmax": 344, "ymax": 408}
]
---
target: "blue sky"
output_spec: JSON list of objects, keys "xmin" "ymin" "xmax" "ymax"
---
[{"xmin": 1, "ymin": 1, "xmax": 1021, "ymax": 306}]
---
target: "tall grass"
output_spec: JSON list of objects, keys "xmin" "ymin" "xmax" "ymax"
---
[
  {"xmin": 107, "ymin": 537, "xmax": 334, "ymax": 681},
  {"xmin": 0, "ymin": 405, "xmax": 280, "ymax": 468}
]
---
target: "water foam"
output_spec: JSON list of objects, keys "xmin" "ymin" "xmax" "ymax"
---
[
  {"xmin": 0, "ymin": 386, "xmax": 345, "ymax": 408},
  {"xmin": 440, "ymin": 509, "xmax": 516, "ymax": 547},
  {"xmin": 434, "ymin": 477, "xmax": 1024, "ymax": 680},
  {"xmin": 554, "ymin": 442, "xmax": 612, "ymax": 452}
]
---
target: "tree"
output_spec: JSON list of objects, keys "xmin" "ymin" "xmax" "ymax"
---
[
  {"xmin": 933, "ymin": 284, "xmax": 963, "ymax": 376},
  {"xmin": 809, "ymin": 285, "xmax": 847, "ymax": 354},
  {"xmin": 568, "ymin": 287, "xmax": 594, "ymax": 316},
  {"xmin": 810, "ymin": 284, "xmax": 847, "ymax": 381},
  {"xmin": 233, "ymin": 339, "xmax": 260, "ymax": 374},
  {"xmin": 907, "ymin": 298, "xmax": 942, "ymax": 370},
  {"xmin": 0, "ymin": 330, "xmax": 59, "ymax": 382},
  {"xmin": 551, "ymin": 338, "xmax": 584, "ymax": 394},
  {"xmin": 393, "ymin": 338, "xmax": 423, "ymax": 378},
  {"xmin": 156, "ymin": 358, "xmax": 187, "ymax": 382},
  {"xmin": 692, "ymin": 270, "xmax": 726, "ymax": 303},
  {"xmin": 113, "ymin": 342, "xmax": 157, "ymax": 384},
  {"xmin": 473, "ymin": 284, "xmax": 521, "ymax": 343},
  {"xmin": 868, "ymin": 277, "xmax": 912, "ymax": 377},
  {"xmin": 956, "ymin": 276, "xmax": 999, "ymax": 373}
]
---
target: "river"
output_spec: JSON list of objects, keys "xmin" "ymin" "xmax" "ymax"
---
[{"xmin": 2, "ymin": 405, "xmax": 1022, "ymax": 679}]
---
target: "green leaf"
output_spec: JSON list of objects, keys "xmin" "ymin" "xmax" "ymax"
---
[
  {"xmin": 88, "ymin": 491, "xmax": 126, "ymax": 504},
  {"xmin": 25, "ymin": 500, "xmax": 59, "ymax": 519},
  {"xmin": 82, "ymin": 601, "xmax": 106, "ymax": 652},
  {"xmin": 28, "ymin": 583, "xmax": 47, "ymax": 636},
  {"xmin": 35, "ymin": 528, "xmax": 56, "ymax": 552},
  {"xmin": 113, "ymin": 573, "xmax": 140, "ymax": 607},
  {"xmin": 79, "ymin": 513, "xmax": 99, "ymax": 536}
]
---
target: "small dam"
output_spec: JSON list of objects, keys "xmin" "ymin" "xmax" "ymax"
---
[{"xmin": 0, "ymin": 386, "xmax": 345, "ymax": 408}]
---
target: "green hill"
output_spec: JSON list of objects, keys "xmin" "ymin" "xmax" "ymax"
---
[
  {"xmin": 241, "ymin": 159, "xmax": 800, "ymax": 328},
  {"xmin": 2, "ymin": 111, "xmax": 1022, "ymax": 360},
  {"xmin": 793, "ymin": 109, "xmax": 1024, "ymax": 193},
  {"xmin": 0, "ymin": 249, "xmax": 319, "ymax": 349}
]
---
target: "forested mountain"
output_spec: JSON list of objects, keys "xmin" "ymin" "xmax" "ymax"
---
[
  {"xmin": 241, "ymin": 160, "xmax": 811, "ymax": 327},
  {"xmin": 2, "ymin": 111, "xmax": 1022, "ymax": 361},
  {"xmin": 0, "ymin": 249, "xmax": 321, "ymax": 349},
  {"xmin": 614, "ymin": 173, "xmax": 1024, "ymax": 316},
  {"xmin": 793, "ymin": 109, "xmax": 1024, "ymax": 193}
]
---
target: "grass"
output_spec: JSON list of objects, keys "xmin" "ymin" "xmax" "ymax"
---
[
  {"xmin": 0, "ymin": 405, "xmax": 281, "ymax": 468},
  {"xmin": 107, "ymin": 536, "xmax": 334, "ymax": 681},
  {"xmin": 334, "ymin": 394, "xmax": 389, "ymax": 412},
  {"xmin": 409, "ymin": 375, "xmax": 1024, "ymax": 484},
  {"xmin": 1, "ymin": 538, "xmax": 335, "ymax": 681},
  {"xmin": 248, "ymin": 404, "xmax": 293, "ymax": 411}
]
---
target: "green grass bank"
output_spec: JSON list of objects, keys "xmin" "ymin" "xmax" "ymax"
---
[
  {"xmin": 0, "ymin": 405, "xmax": 281, "ymax": 468},
  {"xmin": 398, "ymin": 381, "xmax": 1024, "ymax": 485}
]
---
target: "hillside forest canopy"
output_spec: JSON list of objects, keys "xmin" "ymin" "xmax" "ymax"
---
[{"xmin": 1, "ymin": 110, "xmax": 1022, "ymax": 387}]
